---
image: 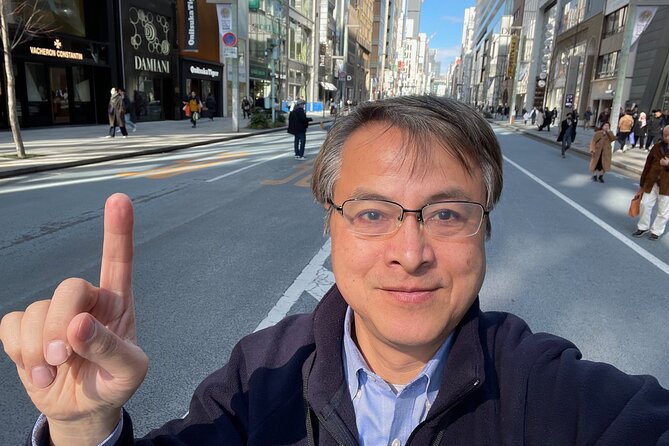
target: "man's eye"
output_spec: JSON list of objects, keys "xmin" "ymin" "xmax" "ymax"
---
[
  {"xmin": 357, "ymin": 210, "xmax": 386, "ymax": 221},
  {"xmin": 429, "ymin": 208, "xmax": 463, "ymax": 223},
  {"xmin": 436, "ymin": 210, "xmax": 455, "ymax": 220}
]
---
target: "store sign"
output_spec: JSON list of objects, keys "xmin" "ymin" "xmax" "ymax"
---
[
  {"xmin": 184, "ymin": 0, "xmax": 197, "ymax": 50},
  {"xmin": 190, "ymin": 65, "xmax": 220, "ymax": 78},
  {"xmin": 250, "ymin": 66, "xmax": 267, "ymax": 78},
  {"xmin": 507, "ymin": 35, "xmax": 519, "ymax": 79},
  {"xmin": 29, "ymin": 39, "xmax": 83, "ymax": 60},
  {"xmin": 135, "ymin": 56, "xmax": 171, "ymax": 73},
  {"xmin": 564, "ymin": 93, "xmax": 574, "ymax": 108}
]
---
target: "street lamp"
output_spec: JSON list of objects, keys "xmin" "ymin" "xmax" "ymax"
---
[
  {"xmin": 341, "ymin": 23, "xmax": 360, "ymax": 103},
  {"xmin": 266, "ymin": 38, "xmax": 280, "ymax": 123}
]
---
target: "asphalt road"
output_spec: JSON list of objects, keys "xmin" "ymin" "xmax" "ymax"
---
[{"xmin": 0, "ymin": 125, "xmax": 667, "ymax": 444}]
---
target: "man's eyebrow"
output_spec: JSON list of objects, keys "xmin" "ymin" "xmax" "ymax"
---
[{"xmin": 347, "ymin": 188, "xmax": 476, "ymax": 202}]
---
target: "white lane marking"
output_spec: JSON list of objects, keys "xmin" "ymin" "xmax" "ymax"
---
[
  {"xmin": 181, "ymin": 240, "xmax": 333, "ymax": 420},
  {"xmin": 205, "ymin": 153, "xmax": 287, "ymax": 182},
  {"xmin": 0, "ymin": 175, "xmax": 120, "ymax": 195},
  {"xmin": 305, "ymin": 266, "xmax": 335, "ymax": 301},
  {"xmin": 255, "ymin": 238, "xmax": 333, "ymax": 332},
  {"xmin": 504, "ymin": 155, "xmax": 669, "ymax": 275}
]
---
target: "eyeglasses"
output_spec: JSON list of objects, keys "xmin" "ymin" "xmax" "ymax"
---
[{"xmin": 328, "ymin": 198, "xmax": 489, "ymax": 238}]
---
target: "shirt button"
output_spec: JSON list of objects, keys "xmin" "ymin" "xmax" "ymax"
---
[{"xmin": 391, "ymin": 439, "xmax": 401, "ymax": 446}]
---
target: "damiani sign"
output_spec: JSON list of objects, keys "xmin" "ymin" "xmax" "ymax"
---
[
  {"xmin": 135, "ymin": 56, "xmax": 171, "ymax": 74},
  {"xmin": 29, "ymin": 46, "xmax": 83, "ymax": 60}
]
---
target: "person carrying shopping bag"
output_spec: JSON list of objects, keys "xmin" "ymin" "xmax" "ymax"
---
[{"xmin": 183, "ymin": 91, "xmax": 202, "ymax": 128}]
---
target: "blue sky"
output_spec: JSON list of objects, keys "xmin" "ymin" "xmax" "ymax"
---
[{"xmin": 420, "ymin": 0, "xmax": 476, "ymax": 73}]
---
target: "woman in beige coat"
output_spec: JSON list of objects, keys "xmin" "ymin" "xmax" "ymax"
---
[{"xmin": 589, "ymin": 122, "xmax": 616, "ymax": 182}]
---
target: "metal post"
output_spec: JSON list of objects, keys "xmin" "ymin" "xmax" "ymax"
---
[
  {"xmin": 231, "ymin": 0, "xmax": 239, "ymax": 132},
  {"xmin": 609, "ymin": 0, "xmax": 636, "ymax": 137},
  {"xmin": 271, "ymin": 50, "xmax": 276, "ymax": 123}
]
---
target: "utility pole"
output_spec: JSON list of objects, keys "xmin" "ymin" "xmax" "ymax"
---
[
  {"xmin": 230, "ymin": 0, "xmax": 239, "ymax": 132},
  {"xmin": 267, "ymin": 38, "xmax": 280, "ymax": 123},
  {"xmin": 609, "ymin": 0, "xmax": 636, "ymax": 137},
  {"xmin": 208, "ymin": 0, "xmax": 240, "ymax": 132}
]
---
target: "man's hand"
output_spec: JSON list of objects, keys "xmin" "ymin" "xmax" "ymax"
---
[
  {"xmin": 0, "ymin": 193, "xmax": 148, "ymax": 445},
  {"xmin": 660, "ymin": 156, "xmax": 669, "ymax": 167}
]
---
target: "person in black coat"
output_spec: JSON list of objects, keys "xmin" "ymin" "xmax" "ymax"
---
[
  {"xmin": 646, "ymin": 110, "xmax": 663, "ymax": 152},
  {"xmin": 287, "ymin": 101, "xmax": 312, "ymax": 159},
  {"xmin": 205, "ymin": 92, "xmax": 217, "ymax": 121},
  {"xmin": 558, "ymin": 112, "xmax": 576, "ymax": 158}
]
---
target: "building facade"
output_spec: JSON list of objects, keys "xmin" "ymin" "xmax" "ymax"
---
[{"xmin": 1, "ymin": 0, "xmax": 119, "ymax": 128}]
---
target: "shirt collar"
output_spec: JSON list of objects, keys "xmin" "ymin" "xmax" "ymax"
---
[{"xmin": 342, "ymin": 306, "xmax": 453, "ymax": 402}]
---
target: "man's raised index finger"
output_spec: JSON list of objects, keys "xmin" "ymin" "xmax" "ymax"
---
[{"xmin": 100, "ymin": 193, "xmax": 134, "ymax": 301}]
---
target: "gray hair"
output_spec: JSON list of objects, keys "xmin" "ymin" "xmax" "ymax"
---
[{"xmin": 311, "ymin": 95, "xmax": 503, "ymax": 237}]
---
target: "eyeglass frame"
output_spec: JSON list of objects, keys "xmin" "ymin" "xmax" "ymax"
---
[{"xmin": 327, "ymin": 198, "xmax": 490, "ymax": 238}]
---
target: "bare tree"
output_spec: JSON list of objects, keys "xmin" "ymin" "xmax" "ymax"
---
[{"xmin": 0, "ymin": 0, "xmax": 59, "ymax": 158}]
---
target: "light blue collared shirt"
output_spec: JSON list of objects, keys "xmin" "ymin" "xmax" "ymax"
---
[{"xmin": 342, "ymin": 307, "xmax": 453, "ymax": 446}]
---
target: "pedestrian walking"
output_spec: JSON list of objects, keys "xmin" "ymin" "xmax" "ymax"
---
[
  {"xmin": 616, "ymin": 110, "xmax": 634, "ymax": 152},
  {"xmin": 583, "ymin": 106, "xmax": 593, "ymax": 129},
  {"xmin": 106, "ymin": 87, "xmax": 128, "ymax": 138},
  {"xmin": 287, "ymin": 100, "xmax": 312, "ymax": 159},
  {"xmin": 558, "ymin": 112, "xmax": 576, "ymax": 158},
  {"xmin": 632, "ymin": 126, "xmax": 669, "ymax": 240},
  {"xmin": 588, "ymin": 122, "xmax": 616, "ymax": 182},
  {"xmin": 120, "ymin": 89, "xmax": 136, "ymax": 133},
  {"xmin": 646, "ymin": 110, "xmax": 663, "ymax": 152},
  {"xmin": 662, "ymin": 109, "xmax": 669, "ymax": 129},
  {"xmin": 530, "ymin": 107, "xmax": 537, "ymax": 125},
  {"xmin": 536, "ymin": 108, "xmax": 545, "ymax": 131},
  {"xmin": 551, "ymin": 107, "xmax": 558, "ymax": 125},
  {"xmin": 538, "ymin": 108, "xmax": 551, "ymax": 131},
  {"xmin": 597, "ymin": 107, "xmax": 610, "ymax": 130},
  {"xmin": 183, "ymin": 91, "xmax": 202, "ymax": 128},
  {"xmin": 205, "ymin": 92, "xmax": 216, "ymax": 121},
  {"xmin": 241, "ymin": 96, "xmax": 251, "ymax": 119},
  {"xmin": 633, "ymin": 112, "xmax": 647, "ymax": 149}
]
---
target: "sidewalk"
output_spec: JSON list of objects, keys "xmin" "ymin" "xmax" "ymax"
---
[
  {"xmin": 0, "ymin": 112, "xmax": 331, "ymax": 179},
  {"xmin": 0, "ymin": 112, "xmax": 647, "ymax": 180},
  {"xmin": 493, "ymin": 117, "xmax": 647, "ymax": 177}
]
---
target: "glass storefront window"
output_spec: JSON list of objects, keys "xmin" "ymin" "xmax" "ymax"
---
[
  {"xmin": 26, "ymin": 63, "xmax": 47, "ymax": 102},
  {"xmin": 135, "ymin": 75, "xmax": 162, "ymax": 121},
  {"xmin": 72, "ymin": 66, "xmax": 91, "ymax": 103}
]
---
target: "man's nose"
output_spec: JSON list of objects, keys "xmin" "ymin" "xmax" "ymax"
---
[{"xmin": 385, "ymin": 214, "xmax": 435, "ymax": 273}]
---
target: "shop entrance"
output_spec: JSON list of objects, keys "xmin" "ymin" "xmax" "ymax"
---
[{"xmin": 49, "ymin": 67, "xmax": 69, "ymax": 124}]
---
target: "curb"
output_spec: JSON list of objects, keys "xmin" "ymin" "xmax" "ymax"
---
[
  {"xmin": 0, "ymin": 120, "xmax": 332, "ymax": 180},
  {"xmin": 492, "ymin": 121, "xmax": 643, "ymax": 177}
]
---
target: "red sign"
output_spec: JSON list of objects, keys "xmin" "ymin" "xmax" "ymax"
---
[{"xmin": 222, "ymin": 32, "xmax": 237, "ymax": 47}]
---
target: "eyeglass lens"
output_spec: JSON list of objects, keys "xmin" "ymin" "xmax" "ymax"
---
[{"xmin": 340, "ymin": 200, "xmax": 484, "ymax": 237}]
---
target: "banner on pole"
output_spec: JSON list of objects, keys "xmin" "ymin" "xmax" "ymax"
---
[
  {"xmin": 184, "ymin": 0, "xmax": 197, "ymax": 50},
  {"xmin": 631, "ymin": 7, "xmax": 657, "ymax": 48},
  {"xmin": 216, "ymin": 4, "xmax": 233, "ymax": 34}
]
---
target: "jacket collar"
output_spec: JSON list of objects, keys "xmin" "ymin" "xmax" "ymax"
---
[{"xmin": 305, "ymin": 285, "xmax": 485, "ymax": 425}]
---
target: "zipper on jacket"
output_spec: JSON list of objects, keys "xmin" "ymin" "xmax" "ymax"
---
[
  {"xmin": 303, "ymin": 353, "xmax": 357, "ymax": 446},
  {"xmin": 405, "ymin": 377, "xmax": 481, "ymax": 446}
]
